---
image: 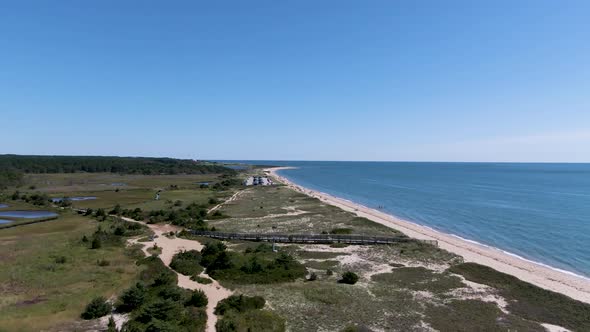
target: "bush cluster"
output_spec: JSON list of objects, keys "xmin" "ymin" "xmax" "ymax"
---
[
  {"xmin": 339, "ymin": 271, "xmax": 359, "ymax": 285},
  {"xmin": 170, "ymin": 250, "xmax": 203, "ymax": 277},
  {"xmin": 81, "ymin": 296, "xmax": 112, "ymax": 320},
  {"xmin": 208, "ymin": 246, "xmax": 306, "ymax": 284},
  {"xmin": 10, "ymin": 191, "xmax": 50, "ymax": 206},
  {"xmin": 114, "ymin": 256, "xmax": 208, "ymax": 332},
  {"xmin": 215, "ymin": 295, "xmax": 285, "ymax": 332}
]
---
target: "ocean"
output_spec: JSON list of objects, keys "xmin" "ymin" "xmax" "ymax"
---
[{"xmin": 230, "ymin": 161, "xmax": 590, "ymax": 279}]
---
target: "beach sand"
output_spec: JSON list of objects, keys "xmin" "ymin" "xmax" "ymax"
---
[{"xmin": 267, "ymin": 167, "xmax": 590, "ymax": 304}]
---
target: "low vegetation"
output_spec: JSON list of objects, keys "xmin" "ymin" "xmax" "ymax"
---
[
  {"xmin": 190, "ymin": 276, "xmax": 213, "ymax": 284},
  {"xmin": 0, "ymin": 169, "xmax": 24, "ymax": 188},
  {"xmin": 206, "ymin": 244, "xmax": 307, "ymax": 285},
  {"xmin": 81, "ymin": 296, "xmax": 112, "ymax": 320},
  {"xmin": 118, "ymin": 256, "xmax": 207, "ymax": 332},
  {"xmin": 170, "ymin": 250, "xmax": 204, "ymax": 277},
  {"xmin": 372, "ymin": 267, "xmax": 464, "ymax": 293},
  {"xmin": 339, "ymin": 271, "xmax": 359, "ymax": 285},
  {"xmin": 215, "ymin": 295, "xmax": 285, "ymax": 332},
  {"xmin": 0, "ymin": 213, "xmax": 143, "ymax": 331},
  {"xmin": 449, "ymin": 262, "xmax": 590, "ymax": 331}
]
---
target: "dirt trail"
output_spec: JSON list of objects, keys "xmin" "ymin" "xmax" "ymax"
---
[
  {"xmin": 208, "ymin": 190, "xmax": 244, "ymax": 214},
  {"xmin": 125, "ymin": 218, "xmax": 232, "ymax": 332}
]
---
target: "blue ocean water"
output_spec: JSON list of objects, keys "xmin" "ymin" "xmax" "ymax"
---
[{"xmin": 230, "ymin": 161, "xmax": 590, "ymax": 278}]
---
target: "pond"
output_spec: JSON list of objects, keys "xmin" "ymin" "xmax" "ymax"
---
[
  {"xmin": 0, "ymin": 219, "xmax": 13, "ymax": 224},
  {"xmin": 0, "ymin": 211, "xmax": 59, "ymax": 218},
  {"xmin": 51, "ymin": 196, "xmax": 97, "ymax": 202},
  {"xmin": 0, "ymin": 204, "xmax": 8, "ymax": 208}
]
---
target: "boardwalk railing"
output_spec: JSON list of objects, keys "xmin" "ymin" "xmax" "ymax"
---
[{"xmin": 190, "ymin": 230, "xmax": 437, "ymax": 246}]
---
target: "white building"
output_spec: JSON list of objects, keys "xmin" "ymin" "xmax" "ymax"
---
[{"xmin": 244, "ymin": 176, "xmax": 273, "ymax": 186}]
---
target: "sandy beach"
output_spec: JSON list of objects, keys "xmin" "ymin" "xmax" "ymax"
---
[{"xmin": 267, "ymin": 167, "xmax": 590, "ymax": 304}]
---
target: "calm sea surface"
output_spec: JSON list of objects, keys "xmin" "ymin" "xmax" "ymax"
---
[{"xmin": 229, "ymin": 161, "xmax": 590, "ymax": 278}]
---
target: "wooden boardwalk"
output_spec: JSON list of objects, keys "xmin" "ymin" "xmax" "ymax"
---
[{"xmin": 190, "ymin": 230, "xmax": 438, "ymax": 246}]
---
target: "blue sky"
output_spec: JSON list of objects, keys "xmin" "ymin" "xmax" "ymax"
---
[{"xmin": 1, "ymin": 1, "xmax": 589, "ymax": 162}]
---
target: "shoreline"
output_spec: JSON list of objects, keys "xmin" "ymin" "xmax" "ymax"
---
[{"xmin": 266, "ymin": 166, "xmax": 590, "ymax": 304}]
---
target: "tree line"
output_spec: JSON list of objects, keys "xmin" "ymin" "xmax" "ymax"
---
[{"xmin": 0, "ymin": 155, "xmax": 235, "ymax": 175}]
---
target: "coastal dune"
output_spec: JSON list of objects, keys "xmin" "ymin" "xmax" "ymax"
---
[{"xmin": 268, "ymin": 167, "xmax": 590, "ymax": 304}]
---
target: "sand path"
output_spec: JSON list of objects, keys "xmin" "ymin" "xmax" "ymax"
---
[
  {"xmin": 208, "ymin": 190, "xmax": 244, "ymax": 214},
  {"xmin": 125, "ymin": 218, "xmax": 232, "ymax": 332},
  {"xmin": 268, "ymin": 167, "xmax": 590, "ymax": 304}
]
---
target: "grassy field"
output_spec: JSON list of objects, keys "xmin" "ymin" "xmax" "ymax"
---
[
  {"xmin": 0, "ymin": 212, "xmax": 144, "ymax": 331},
  {"xmin": 7, "ymin": 173, "xmax": 236, "ymax": 211},
  {"xmin": 24, "ymin": 173, "xmax": 221, "ymax": 193}
]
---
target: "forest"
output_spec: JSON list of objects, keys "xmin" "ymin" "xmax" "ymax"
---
[{"xmin": 0, "ymin": 155, "xmax": 234, "ymax": 176}]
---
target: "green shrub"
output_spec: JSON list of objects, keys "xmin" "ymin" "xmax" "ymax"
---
[
  {"xmin": 138, "ymin": 256, "xmax": 178, "ymax": 286},
  {"xmin": 97, "ymin": 259, "xmax": 110, "ymax": 266},
  {"xmin": 340, "ymin": 325, "xmax": 374, "ymax": 332},
  {"xmin": 209, "ymin": 251, "xmax": 306, "ymax": 284},
  {"xmin": 114, "ymin": 226, "xmax": 126, "ymax": 236},
  {"xmin": 91, "ymin": 237, "xmax": 102, "ymax": 249},
  {"xmin": 190, "ymin": 275, "xmax": 213, "ymax": 284},
  {"xmin": 339, "ymin": 271, "xmax": 359, "ymax": 285},
  {"xmin": 206, "ymin": 251, "xmax": 234, "ymax": 274},
  {"xmin": 200, "ymin": 242, "xmax": 227, "ymax": 267},
  {"xmin": 330, "ymin": 228, "xmax": 353, "ymax": 235},
  {"xmin": 214, "ymin": 295, "xmax": 265, "ymax": 315},
  {"xmin": 117, "ymin": 283, "xmax": 146, "ymax": 312},
  {"xmin": 55, "ymin": 256, "xmax": 67, "ymax": 264},
  {"xmin": 81, "ymin": 296, "xmax": 112, "ymax": 319},
  {"xmin": 158, "ymin": 285, "xmax": 184, "ymax": 301},
  {"xmin": 185, "ymin": 289, "xmax": 208, "ymax": 308},
  {"xmin": 216, "ymin": 309, "xmax": 285, "ymax": 332},
  {"xmin": 136, "ymin": 299, "xmax": 183, "ymax": 324},
  {"xmin": 170, "ymin": 250, "xmax": 203, "ymax": 276}
]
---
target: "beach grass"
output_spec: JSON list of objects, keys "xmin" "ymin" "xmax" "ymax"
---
[
  {"xmin": 371, "ymin": 266, "xmax": 465, "ymax": 294},
  {"xmin": 210, "ymin": 185, "xmax": 403, "ymax": 236},
  {"xmin": 449, "ymin": 262, "xmax": 590, "ymax": 331}
]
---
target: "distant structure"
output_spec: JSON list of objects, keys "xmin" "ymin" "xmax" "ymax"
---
[{"xmin": 244, "ymin": 176, "xmax": 273, "ymax": 186}]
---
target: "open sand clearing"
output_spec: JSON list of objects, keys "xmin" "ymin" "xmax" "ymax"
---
[
  {"xmin": 125, "ymin": 218, "xmax": 232, "ymax": 332},
  {"xmin": 268, "ymin": 167, "xmax": 590, "ymax": 304}
]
